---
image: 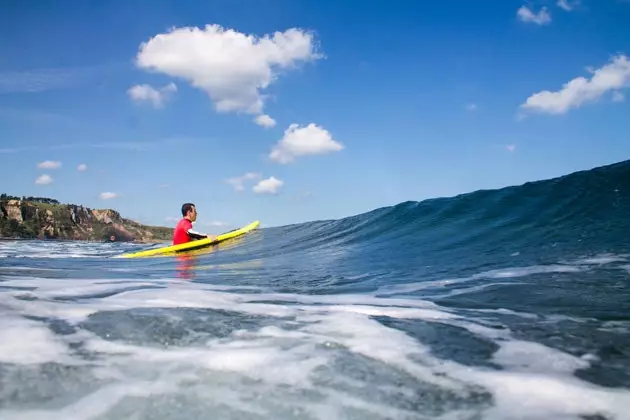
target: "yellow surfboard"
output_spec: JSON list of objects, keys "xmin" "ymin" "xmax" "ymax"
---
[{"xmin": 117, "ymin": 220, "xmax": 260, "ymax": 258}]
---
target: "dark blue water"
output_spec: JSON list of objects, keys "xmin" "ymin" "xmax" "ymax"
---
[{"xmin": 1, "ymin": 160, "xmax": 629, "ymax": 419}]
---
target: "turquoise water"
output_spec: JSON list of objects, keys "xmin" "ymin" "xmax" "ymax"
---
[{"xmin": 1, "ymin": 160, "xmax": 629, "ymax": 419}]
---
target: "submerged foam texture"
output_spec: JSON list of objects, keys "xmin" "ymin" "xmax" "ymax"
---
[
  {"xmin": 1, "ymin": 261, "xmax": 629, "ymax": 420},
  {"xmin": 0, "ymin": 315, "xmax": 70, "ymax": 365},
  {"xmin": 375, "ymin": 263, "xmax": 588, "ymax": 296},
  {"xmin": 0, "ymin": 240, "xmax": 139, "ymax": 259}
]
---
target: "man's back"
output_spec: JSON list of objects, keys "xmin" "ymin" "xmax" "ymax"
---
[{"xmin": 173, "ymin": 218, "xmax": 193, "ymax": 245}]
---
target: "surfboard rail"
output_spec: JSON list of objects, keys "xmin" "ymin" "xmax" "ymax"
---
[{"xmin": 117, "ymin": 220, "xmax": 260, "ymax": 258}]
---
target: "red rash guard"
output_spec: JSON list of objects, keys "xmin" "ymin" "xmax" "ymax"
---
[{"xmin": 173, "ymin": 218, "xmax": 207, "ymax": 245}]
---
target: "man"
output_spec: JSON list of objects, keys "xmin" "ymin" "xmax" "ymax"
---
[{"xmin": 172, "ymin": 203, "xmax": 216, "ymax": 245}]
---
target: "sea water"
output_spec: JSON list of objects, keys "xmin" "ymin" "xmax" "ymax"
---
[{"xmin": 0, "ymin": 160, "xmax": 629, "ymax": 419}]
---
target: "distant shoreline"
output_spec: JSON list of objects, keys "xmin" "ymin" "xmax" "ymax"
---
[{"xmin": 1, "ymin": 195, "xmax": 173, "ymax": 242}]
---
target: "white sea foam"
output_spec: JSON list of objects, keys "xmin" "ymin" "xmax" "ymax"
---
[
  {"xmin": 0, "ymin": 315, "xmax": 71, "ymax": 365},
  {"xmin": 375, "ymin": 259, "xmax": 616, "ymax": 297},
  {"xmin": 1, "ymin": 277, "xmax": 166, "ymax": 298},
  {"xmin": 491, "ymin": 340, "xmax": 591, "ymax": 374},
  {"xmin": 0, "ymin": 240, "xmax": 139, "ymax": 259},
  {"xmin": 0, "ymin": 273, "xmax": 628, "ymax": 420},
  {"xmin": 1, "ymin": 243, "xmax": 629, "ymax": 419},
  {"xmin": 570, "ymin": 253, "xmax": 629, "ymax": 266}
]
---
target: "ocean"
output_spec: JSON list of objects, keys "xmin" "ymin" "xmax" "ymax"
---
[{"xmin": 1, "ymin": 160, "xmax": 629, "ymax": 420}]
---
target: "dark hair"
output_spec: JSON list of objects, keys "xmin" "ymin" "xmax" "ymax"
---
[{"xmin": 181, "ymin": 202, "xmax": 196, "ymax": 216}]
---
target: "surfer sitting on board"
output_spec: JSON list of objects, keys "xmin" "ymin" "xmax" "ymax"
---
[{"xmin": 173, "ymin": 203, "xmax": 216, "ymax": 245}]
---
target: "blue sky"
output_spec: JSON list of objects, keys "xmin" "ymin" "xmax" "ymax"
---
[{"xmin": 1, "ymin": 0, "xmax": 629, "ymax": 230}]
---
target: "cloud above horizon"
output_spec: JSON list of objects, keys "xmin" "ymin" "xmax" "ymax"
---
[
  {"xmin": 227, "ymin": 172, "xmax": 262, "ymax": 191},
  {"xmin": 557, "ymin": 0, "xmax": 579, "ymax": 12},
  {"xmin": 134, "ymin": 24, "xmax": 322, "ymax": 127},
  {"xmin": 253, "ymin": 176, "xmax": 284, "ymax": 194},
  {"xmin": 269, "ymin": 123, "xmax": 343, "ymax": 164},
  {"xmin": 127, "ymin": 82, "xmax": 177, "ymax": 108},
  {"xmin": 255, "ymin": 114, "xmax": 277, "ymax": 128},
  {"xmin": 99, "ymin": 192, "xmax": 117, "ymax": 200},
  {"xmin": 521, "ymin": 54, "xmax": 630, "ymax": 115},
  {"xmin": 36, "ymin": 160, "xmax": 61, "ymax": 169},
  {"xmin": 517, "ymin": 6, "xmax": 552, "ymax": 25},
  {"xmin": 35, "ymin": 174, "xmax": 53, "ymax": 185}
]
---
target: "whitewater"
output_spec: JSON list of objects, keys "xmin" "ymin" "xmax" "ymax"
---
[{"xmin": 1, "ymin": 160, "xmax": 629, "ymax": 420}]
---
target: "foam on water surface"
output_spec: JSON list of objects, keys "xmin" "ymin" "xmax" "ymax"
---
[{"xmin": 1, "ymin": 259, "xmax": 629, "ymax": 420}]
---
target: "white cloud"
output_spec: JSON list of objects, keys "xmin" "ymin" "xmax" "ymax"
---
[
  {"xmin": 99, "ymin": 192, "xmax": 117, "ymax": 200},
  {"xmin": 269, "ymin": 123, "xmax": 343, "ymax": 164},
  {"xmin": 127, "ymin": 82, "xmax": 177, "ymax": 108},
  {"xmin": 557, "ymin": 0, "xmax": 578, "ymax": 11},
  {"xmin": 517, "ymin": 6, "xmax": 552, "ymax": 25},
  {"xmin": 36, "ymin": 160, "xmax": 61, "ymax": 169},
  {"xmin": 612, "ymin": 91, "xmax": 625, "ymax": 102},
  {"xmin": 254, "ymin": 114, "xmax": 276, "ymax": 128},
  {"xmin": 35, "ymin": 174, "xmax": 52, "ymax": 185},
  {"xmin": 253, "ymin": 176, "xmax": 284, "ymax": 194},
  {"xmin": 506, "ymin": 144, "xmax": 516, "ymax": 152},
  {"xmin": 466, "ymin": 103, "xmax": 478, "ymax": 111},
  {"xmin": 521, "ymin": 54, "xmax": 630, "ymax": 114},
  {"xmin": 134, "ymin": 24, "xmax": 322, "ymax": 125},
  {"xmin": 77, "ymin": 163, "xmax": 87, "ymax": 171},
  {"xmin": 227, "ymin": 172, "xmax": 261, "ymax": 191}
]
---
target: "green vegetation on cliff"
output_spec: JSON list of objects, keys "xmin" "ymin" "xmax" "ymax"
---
[
  {"xmin": 0, "ymin": 193, "xmax": 172, "ymax": 242},
  {"xmin": 0, "ymin": 194, "xmax": 60, "ymax": 204}
]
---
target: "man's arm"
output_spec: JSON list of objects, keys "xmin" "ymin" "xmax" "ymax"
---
[
  {"xmin": 186, "ymin": 228, "xmax": 216, "ymax": 241},
  {"xmin": 186, "ymin": 228, "xmax": 208, "ymax": 240}
]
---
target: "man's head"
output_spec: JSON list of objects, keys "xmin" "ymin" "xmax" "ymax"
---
[{"xmin": 181, "ymin": 202, "xmax": 197, "ymax": 221}]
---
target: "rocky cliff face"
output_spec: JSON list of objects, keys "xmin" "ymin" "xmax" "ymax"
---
[{"xmin": 0, "ymin": 198, "xmax": 172, "ymax": 242}]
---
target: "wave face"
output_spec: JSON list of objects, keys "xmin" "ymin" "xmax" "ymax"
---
[{"xmin": 1, "ymin": 160, "xmax": 630, "ymax": 419}]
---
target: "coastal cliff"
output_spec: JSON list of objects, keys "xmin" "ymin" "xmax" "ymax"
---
[{"xmin": 0, "ymin": 194, "xmax": 172, "ymax": 242}]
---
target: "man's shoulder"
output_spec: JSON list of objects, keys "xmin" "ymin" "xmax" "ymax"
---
[{"xmin": 175, "ymin": 218, "xmax": 192, "ymax": 228}]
